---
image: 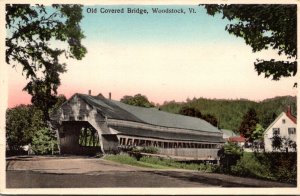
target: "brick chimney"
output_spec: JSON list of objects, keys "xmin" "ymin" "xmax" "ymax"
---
[
  {"xmin": 286, "ymin": 105, "xmax": 297, "ymax": 124},
  {"xmin": 88, "ymin": 90, "xmax": 91, "ymax": 95},
  {"xmin": 109, "ymin": 92, "xmax": 111, "ymax": 100}
]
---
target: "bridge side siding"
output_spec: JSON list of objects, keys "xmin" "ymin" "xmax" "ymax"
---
[{"xmin": 52, "ymin": 94, "xmax": 224, "ymax": 159}]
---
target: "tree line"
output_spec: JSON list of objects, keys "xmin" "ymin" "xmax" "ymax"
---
[{"xmin": 160, "ymin": 96, "xmax": 296, "ymax": 131}]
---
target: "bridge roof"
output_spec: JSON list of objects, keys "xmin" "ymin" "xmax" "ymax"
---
[{"xmin": 78, "ymin": 93, "xmax": 221, "ymax": 134}]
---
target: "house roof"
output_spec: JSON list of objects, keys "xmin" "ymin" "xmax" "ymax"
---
[
  {"xmin": 264, "ymin": 110, "xmax": 297, "ymax": 134},
  {"xmin": 286, "ymin": 111, "xmax": 297, "ymax": 124},
  {"xmin": 78, "ymin": 93, "xmax": 221, "ymax": 134},
  {"xmin": 228, "ymin": 136, "xmax": 245, "ymax": 143}
]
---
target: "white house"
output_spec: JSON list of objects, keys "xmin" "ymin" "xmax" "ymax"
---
[{"xmin": 264, "ymin": 107, "xmax": 297, "ymax": 152}]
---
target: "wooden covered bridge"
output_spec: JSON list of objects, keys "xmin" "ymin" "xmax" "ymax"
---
[{"xmin": 50, "ymin": 93, "xmax": 224, "ymax": 160}]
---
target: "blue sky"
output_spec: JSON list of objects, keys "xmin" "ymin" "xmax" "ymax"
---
[{"xmin": 81, "ymin": 5, "xmax": 240, "ymax": 44}]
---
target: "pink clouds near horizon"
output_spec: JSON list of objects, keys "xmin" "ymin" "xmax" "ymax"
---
[
  {"xmin": 7, "ymin": 39, "xmax": 297, "ymax": 108},
  {"xmin": 8, "ymin": 81, "xmax": 297, "ymax": 109}
]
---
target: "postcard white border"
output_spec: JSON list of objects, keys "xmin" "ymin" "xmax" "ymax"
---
[{"xmin": 0, "ymin": 0, "xmax": 299, "ymax": 195}]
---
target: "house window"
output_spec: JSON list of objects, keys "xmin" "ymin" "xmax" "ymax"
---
[
  {"xmin": 288, "ymin": 128, "xmax": 296, "ymax": 135},
  {"xmin": 273, "ymin": 128, "xmax": 280, "ymax": 135},
  {"xmin": 282, "ymin": 119, "xmax": 286, "ymax": 124}
]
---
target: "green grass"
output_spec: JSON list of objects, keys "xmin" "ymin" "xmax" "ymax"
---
[{"xmin": 104, "ymin": 153, "xmax": 216, "ymax": 172}]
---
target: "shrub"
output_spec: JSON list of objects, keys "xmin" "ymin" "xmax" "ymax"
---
[
  {"xmin": 140, "ymin": 146, "xmax": 159, "ymax": 154},
  {"xmin": 262, "ymin": 152, "xmax": 297, "ymax": 183},
  {"xmin": 218, "ymin": 142, "xmax": 243, "ymax": 173},
  {"xmin": 31, "ymin": 128, "xmax": 58, "ymax": 155},
  {"xmin": 231, "ymin": 153, "xmax": 273, "ymax": 180},
  {"xmin": 230, "ymin": 152, "xmax": 297, "ymax": 183}
]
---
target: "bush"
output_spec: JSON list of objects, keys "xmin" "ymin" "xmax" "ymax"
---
[
  {"xmin": 262, "ymin": 152, "xmax": 297, "ymax": 183},
  {"xmin": 230, "ymin": 152, "xmax": 297, "ymax": 183},
  {"xmin": 140, "ymin": 146, "xmax": 159, "ymax": 154},
  {"xmin": 31, "ymin": 128, "xmax": 58, "ymax": 155},
  {"xmin": 231, "ymin": 153, "xmax": 273, "ymax": 180},
  {"xmin": 218, "ymin": 142, "xmax": 243, "ymax": 173}
]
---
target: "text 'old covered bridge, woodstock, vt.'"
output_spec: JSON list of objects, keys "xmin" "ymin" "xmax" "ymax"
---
[{"xmin": 50, "ymin": 93, "xmax": 225, "ymax": 161}]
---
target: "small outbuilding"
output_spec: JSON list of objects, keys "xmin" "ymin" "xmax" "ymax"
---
[{"xmin": 221, "ymin": 129, "xmax": 238, "ymax": 141}]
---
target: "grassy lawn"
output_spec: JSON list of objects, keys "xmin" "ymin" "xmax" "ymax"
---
[
  {"xmin": 104, "ymin": 153, "xmax": 216, "ymax": 172},
  {"xmin": 104, "ymin": 154, "xmax": 172, "ymax": 169}
]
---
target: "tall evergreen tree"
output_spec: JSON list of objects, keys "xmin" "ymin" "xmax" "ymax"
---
[{"xmin": 238, "ymin": 108, "xmax": 259, "ymax": 142}]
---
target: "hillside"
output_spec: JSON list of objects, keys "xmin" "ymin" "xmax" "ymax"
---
[{"xmin": 159, "ymin": 96, "xmax": 297, "ymax": 132}]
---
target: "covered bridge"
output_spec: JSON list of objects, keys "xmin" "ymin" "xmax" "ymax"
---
[{"xmin": 50, "ymin": 93, "xmax": 224, "ymax": 160}]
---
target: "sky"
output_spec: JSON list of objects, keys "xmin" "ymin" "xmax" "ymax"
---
[{"xmin": 7, "ymin": 4, "xmax": 297, "ymax": 108}]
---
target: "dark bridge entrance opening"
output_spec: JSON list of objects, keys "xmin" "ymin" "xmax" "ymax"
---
[{"xmin": 59, "ymin": 121, "xmax": 102, "ymax": 155}]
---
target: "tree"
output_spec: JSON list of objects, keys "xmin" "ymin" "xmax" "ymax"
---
[
  {"xmin": 261, "ymin": 112, "xmax": 277, "ymax": 129},
  {"xmin": 202, "ymin": 4, "xmax": 297, "ymax": 81},
  {"xmin": 6, "ymin": 4, "xmax": 87, "ymax": 120},
  {"xmin": 120, "ymin": 94, "xmax": 154, "ymax": 108},
  {"xmin": 251, "ymin": 123, "xmax": 264, "ymax": 151},
  {"xmin": 179, "ymin": 106, "xmax": 202, "ymax": 118},
  {"xmin": 271, "ymin": 132, "xmax": 283, "ymax": 151},
  {"xmin": 6, "ymin": 105, "xmax": 45, "ymax": 152},
  {"xmin": 31, "ymin": 127, "xmax": 58, "ymax": 155},
  {"xmin": 272, "ymin": 135, "xmax": 297, "ymax": 153},
  {"xmin": 202, "ymin": 114, "xmax": 218, "ymax": 127},
  {"xmin": 218, "ymin": 142, "xmax": 243, "ymax": 173},
  {"xmin": 179, "ymin": 106, "xmax": 218, "ymax": 127},
  {"xmin": 238, "ymin": 108, "xmax": 259, "ymax": 142},
  {"xmin": 6, "ymin": 95, "xmax": 66, "ymax": 155},
  {"xmin": 251, "ymin": 123, "xmax": 264, "ymax": 141}
]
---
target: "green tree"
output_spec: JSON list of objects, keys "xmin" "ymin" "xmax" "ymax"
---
[
  {"xmin": 31, "ymin": 127, "xmax": 58, "ymax": 155},
  {"xmin": 218, "ymin": 142, "xmax": 243, "ymax": 173},
  {"xmin": 261, "ymin": 112, "xmax": 277, "ymax": 129},
  {"xmin": 6, "ymin": 105, "xmax": 33, "ymax": 151},
  {"xmin": 160, "ymin": 96, "xmax": 296, "ymax": 131},
  {"xmin": 251, "ymin": 123, "xmax": 265, "ymax": 151},
  {"xmin": 202, "ymin": 4, "xmax": 297, "ymax": 81},
  {"xmin": 6, "ymin": 4, "xmax": 87, "ymax": 120},
  {"xmin": 120, "ymin": 94, "xmax": 154, "ymax": 108},
  {"xmin": 179, "ymin": 106, "xmax": 202, "ymax": 118},
  {"xmin": 6, "ymin": 95, "xmax": 66, "ymax": 155},
  {"xmin": 49, "ymin": 94, "xmax": 67, "ymax": 113},
  {"xmin": 179, "ymin": 106, "xmax": 218, "ymax": 127},
  {"xmin": 251, "ymin": 123, "xmax": 264, "ymax": 142},
  {"xmin": 272, "ymin": 135, "xmax": 297, "ymax": 153},
  {"xmin": 271, "ymin": 132, "xmax": 283, "ymax": 151},
  {"xmin": 238, "ymin": 108, "xmax": 259, "ymax": 142},
  {"xmin": 6, "ymin": 105, "xmax": 45, "ymax": 152},
  {"xmin": 202, "ymin": 114, "xmax": 218, "ymax": 127}
]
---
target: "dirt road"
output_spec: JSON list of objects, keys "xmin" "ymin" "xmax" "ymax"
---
[{"xmin": 6, "ymin": 156, "xmax": 295, "ymax": 188}]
